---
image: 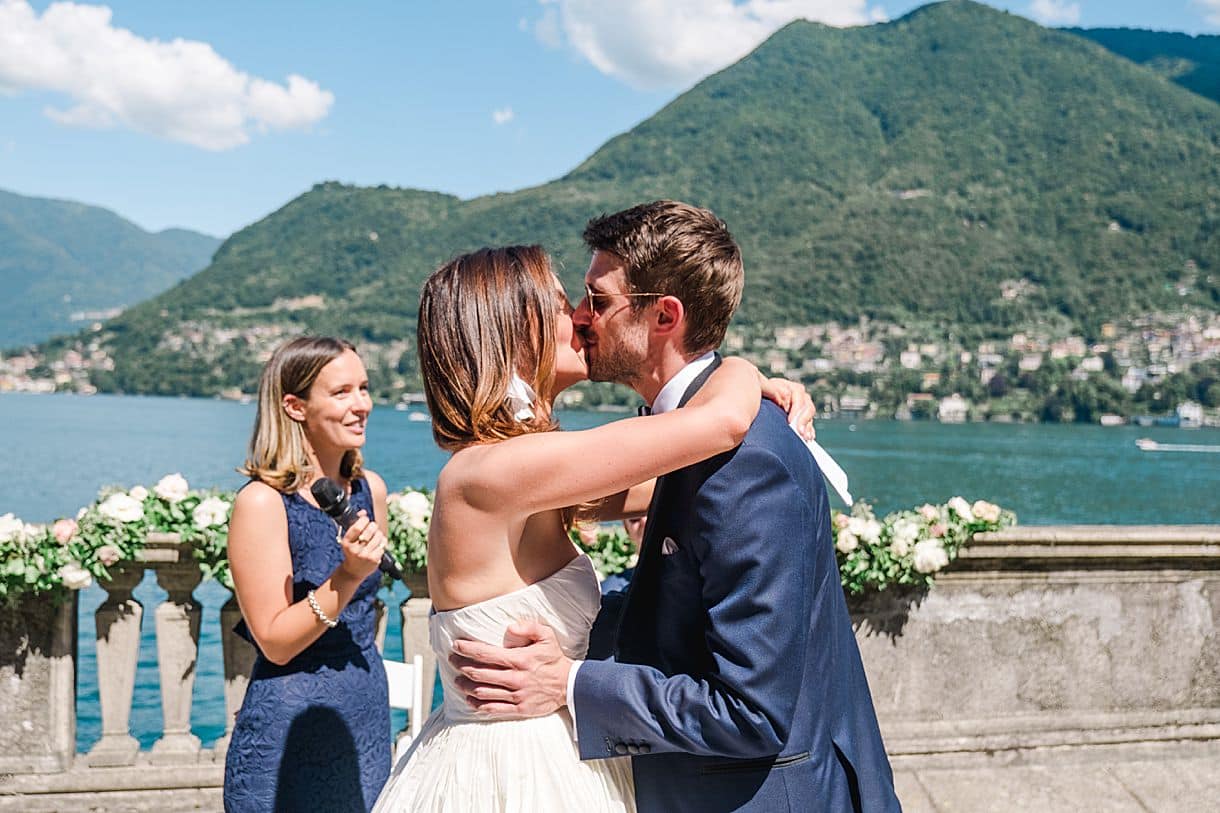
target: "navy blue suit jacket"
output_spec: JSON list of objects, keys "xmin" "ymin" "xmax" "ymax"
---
[{"xmin": 574, "ymin": 384, "xmax": 900, "ymax": 812}]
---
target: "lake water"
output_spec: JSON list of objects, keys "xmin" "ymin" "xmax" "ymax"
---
[{"xmin": 2, "ymin": 392, "xmax": 1218, "ymax": 752}]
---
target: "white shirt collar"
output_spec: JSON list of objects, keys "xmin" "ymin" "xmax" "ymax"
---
[{"xmin": 650, "ymin": 351, "xmax": 717, "ymax": 415}]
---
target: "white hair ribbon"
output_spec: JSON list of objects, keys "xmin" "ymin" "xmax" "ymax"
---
[{"xmin": 505, "ymin": 374, "xmax": 537, "ymax": 422}]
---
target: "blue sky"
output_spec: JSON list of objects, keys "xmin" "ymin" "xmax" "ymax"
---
[{"xmin": 1, "ymin": 0, "xmax": 1215, "ymax": 238}]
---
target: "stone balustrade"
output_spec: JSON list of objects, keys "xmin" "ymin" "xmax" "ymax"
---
[
  {"xmin": 0, "ymin": 533, "xmax": 437, "ymax": 811},
  {"xmin": 1, "ymin": 526, "xmax": 1217, "ymax": 811}
]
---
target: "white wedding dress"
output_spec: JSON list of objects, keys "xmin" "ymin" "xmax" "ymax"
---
[{"xmin": 373, "ymin": 554, "xmax": 635, "ymax": 812}]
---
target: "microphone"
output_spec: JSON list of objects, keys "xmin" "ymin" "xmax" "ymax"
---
[{"xmin": 310, "ymin": 477, "xmax": 404, "ymax": 580}]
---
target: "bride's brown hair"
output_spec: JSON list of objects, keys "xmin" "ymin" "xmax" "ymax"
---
[{"xmin": 418, "ymin": 245, "xmax": 561, "ymax": 452}]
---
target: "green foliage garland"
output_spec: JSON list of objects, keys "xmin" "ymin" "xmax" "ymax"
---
[
  {"xmin": 2, "ymin": 475, "xmax": 1014, "ymax": 603},
  {"xmin": 832, "ymin": 497, "xmax": 1016, "ymax": 595}
]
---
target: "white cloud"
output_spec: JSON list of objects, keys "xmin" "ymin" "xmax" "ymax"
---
[
  {"xmin": 0, "ymin": 0, "xmax": 333, "ymax": 150},
  {"xmin": 529, "ymin": 0, "xmax": 885, "ymax": 90},
  {"xmin": 492, "ymin": 107, "xmax": 515, "ymax": 125},
  {"xmin": 1027, "ymin": 0, "xmax": 1081, "ymax": 26},
  {"xmin": 1194, "ymin": 0, "xmax": 1220, "ymax": 25}
]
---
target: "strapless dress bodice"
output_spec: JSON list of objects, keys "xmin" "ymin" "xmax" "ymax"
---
[{"xmin": 429, "ymin": 554, "xmax": 601, "ymax": 723}]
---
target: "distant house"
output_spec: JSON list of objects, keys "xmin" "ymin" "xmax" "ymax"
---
[
  {"xmin": 938, "ymin": 394, "xmax": 970, "ymax": 423},
  {"xmin": 1177, "ymin": 401, "xmax": 1203, "ymax": 429},
  {"xmin": 921, "ymin": 372, "xmax": 941, "ymax": 390},
  {"xmin": 1019, "ymin": 353, "xmax": 1043, "ymax": 372},
  {"xmin": 900, "ymin": 350, "xmax": 921, "ymax": 369},
  {"xmin": 898, "ymin": 392, "xmax": 936, "ymax": 421},
  {"xmin": 839, "ymin": 389, "xmax": 871, "ymax": 418},
  {"xmin": 764, "ymin": 350, "xmax": 788, "ymax": 374},
  {"xmin": 1122, "ymin": 368, "xmax": 1147, "ymax": 393}
]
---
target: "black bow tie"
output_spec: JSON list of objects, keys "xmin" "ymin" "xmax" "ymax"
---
[{"xmin": 638, "ymin": 404, "xmax": 652, "ymax": 417}]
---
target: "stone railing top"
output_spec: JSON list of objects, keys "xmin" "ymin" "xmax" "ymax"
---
[
  {"xmin": 131, "ymin": 532, "xmax": 191, "ymax": 565},
  {"xmin": 960, "ymin": 525, "xmax": 1220, "ymax": 567}
]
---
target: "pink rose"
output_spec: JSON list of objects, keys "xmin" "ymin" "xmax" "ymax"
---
[
  {"xmin": 96, "ymin": 545, "xmax": 122, "ymax": 567},
  {"xmin": 930, "ymin": 523, "xmax": 947, "ymax": 538},
  {"xmin": 53, "ymin": 518, "xmax": 78, "ymax": 544},
  {"xmin": 833, "ymin": 514, "xmax": 851, "ymax": 530}
]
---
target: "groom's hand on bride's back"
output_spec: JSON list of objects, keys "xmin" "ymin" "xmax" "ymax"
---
[{"xmin": 450, "ymin": 620, "xmax": 571, "ymax": 719}]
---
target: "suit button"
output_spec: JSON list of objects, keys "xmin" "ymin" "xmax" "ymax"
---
[
  {"xmin": 640, "ymin": 744, "xmax": 652, "ymax": 754},
  {"xmin": 614, "ymin": 742, "xmax": 629, "ymax": 755},
  {"xmin": 627, "ymin": 743, "xmax": 640, "ymax": 755}
]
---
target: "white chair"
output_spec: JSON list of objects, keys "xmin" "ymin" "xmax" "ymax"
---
[{"xmin": 384, "ymin": 654, "xmax": 426, "ymax": 757}]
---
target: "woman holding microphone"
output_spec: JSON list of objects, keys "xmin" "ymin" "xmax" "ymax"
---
[{"xmin": 223, "ymin": 336, "xmax": 392, "ymax": 813}]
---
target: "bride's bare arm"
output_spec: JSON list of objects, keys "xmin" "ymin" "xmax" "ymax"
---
[
  {"xmin": 592, "ymin": 374, "xmax": 814, "ymax": 521},
  {"xmin": 452, "ymin": 358, "xmax": 762, "ymax": 516},
  {"xmin": 589, "ymin": 371, "xmax": 815, "ymax": 521},
  {"xmin": 595, "ymin": 480, "xmax": 656, "ymax": 521}
]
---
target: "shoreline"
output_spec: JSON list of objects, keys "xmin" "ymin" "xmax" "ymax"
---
[{"xmin": 4, "ymin": 390, "xmax": 1218, "ymax": 430}]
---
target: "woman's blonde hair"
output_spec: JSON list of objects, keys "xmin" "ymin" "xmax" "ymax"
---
[
  {"xmin": 239, "ymin": 336, "xmax": 364, "ymax": 493},
  {"xmin": 418, "ymin": 245, "xmax": 560, "ymax": 452}
]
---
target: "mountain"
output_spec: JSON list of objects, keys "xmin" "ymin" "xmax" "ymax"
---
[
  {"xmin": 1067, "ymin": 27, "xmax": 1220, "ymax": 105},
  {"xmin": 0, "ymin": 189, "xmax": 221, "ymax": 348},
  {"xmin": 38, "ymin": 0, "xmax": 1220, "ymax": 396}
]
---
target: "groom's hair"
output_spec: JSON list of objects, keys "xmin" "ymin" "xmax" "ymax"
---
[{"xmin": 583, "ymin": 200, "xmax": 743, "ymax": 355}]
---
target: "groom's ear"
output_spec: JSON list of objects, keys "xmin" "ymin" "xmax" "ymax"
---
[{"xmin": 652, "ymin": 295, "xmax": 685, "ymax": 338}]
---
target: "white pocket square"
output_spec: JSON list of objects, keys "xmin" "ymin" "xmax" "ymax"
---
[{"xmin": 661, "ymin": 536, "xmax": 680, "ymax": 556}]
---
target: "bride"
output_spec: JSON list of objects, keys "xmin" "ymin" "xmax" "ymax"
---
[{"xmin": 373, "ymin": 245, "xmax": 811, "ymax": 812}]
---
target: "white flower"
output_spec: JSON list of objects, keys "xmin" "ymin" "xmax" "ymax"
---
[
  {"xmin": 847, "ymin": 517, "xmax": 882, "ymax": 545},
  {"xmin": 129, "ymin": 485, "xmax": 149, "ymax": 502},
  {"xmin": 947, "ymin": 496, "xmax": 974, "ymax": 522},
  {"xmin": 918, "ymin": 504, "xmax": 940, "ymax": 523},
  {"xmin": 890, "ymin": 518, "xmax": 921, "ymax": 558},
  {"xmin": 154, "ymin": 473, "xmax": 190, "ymax": 503},
  {"xmin": 192, "ymin": 497, "xmax": 231, "ymax": 530},
  {"xmin": 835, "ymin": 531, "xmax": 859, "ymax": 554},
  {"xmin": 912, "ymin": 539, "xmax": 950, "ymax": 573},
  {"xmin": 0, "ymin": 513, "xmax": 24, "ymax": 543},
  {"xmin": 76, "ymin": 506, "xmax": 88, "ymax": 520},
  {"xmin": 98, "ymin": 493, "xmax": 144, "ymax": 524},
  {"xmin": 58, "ymin": 561, "xmax": 93, "ymax": 590},
  {"xmin": 972, "ymin": 500, "xmax": 1001, "ymax": 523},
  {"xmin": 389, "ymin": 490, "xmax": 431, "ymax": 531}
]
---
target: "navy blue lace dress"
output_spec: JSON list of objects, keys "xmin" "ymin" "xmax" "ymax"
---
[{"xmin": 224, "ymin": 478, "xmax": 391, "ymax": 812}]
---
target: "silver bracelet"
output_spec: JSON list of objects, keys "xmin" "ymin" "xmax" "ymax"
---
[{"xmin": 306, "ymin": 589, "xmax": 339, "ymax": 628}]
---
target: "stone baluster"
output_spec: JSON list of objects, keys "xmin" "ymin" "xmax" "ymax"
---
[
  {"xmin": 212, "ymin": 592, "xmax": 256, "ymax": 758},
  {"xmin": 149, "ymin": 559, "xmax": 203, "ymax": 764},
  {"xmin": 86, "ymin": 565, "xmax": 144, "ymax": 768},
  {"xmin": 400, "ymin": 597, "xmax": 436, "ymax": 715}
]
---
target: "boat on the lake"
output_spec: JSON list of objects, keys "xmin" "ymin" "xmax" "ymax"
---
[{"xmin": 1136, "ymin": 438, "xmax": 1220, "ymax": 453}]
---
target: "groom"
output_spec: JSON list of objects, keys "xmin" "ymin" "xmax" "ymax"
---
[{"xmin": 453, "ymin": 201, "xmax": 900, "ymax": 812}]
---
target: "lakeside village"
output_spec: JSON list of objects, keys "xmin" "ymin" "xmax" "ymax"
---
[{"xmin": 2, "ymin": 310, "xmax": 1219, "ymax": 427}]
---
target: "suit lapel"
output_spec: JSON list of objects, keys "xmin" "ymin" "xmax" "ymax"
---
[{"xmin": 613, "ymin": 353, "xmax": 723, "ymax": 655}]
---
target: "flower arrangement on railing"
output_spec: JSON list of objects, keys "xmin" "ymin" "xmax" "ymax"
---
[
  {"xmin": 2, "ymin": 475, "xmax": 1014, "ymax": 603},
  {"xmin": 0, "ymin": 473, "xmax": 235, "ymax": 602},
  {"xmin": 385, "ymin": 488, "xmax": 432, "ymax": 587},
  {"xmin": 0, "ymin": 477, "xmax": 440, "ymax": 602},
  {"xmin": 570, "ymin": 525, "xmax": 638, "ymax": 580},
  {"xmin": 832, "ymin": 497, "xmax": 1016, "ymax": 595}
]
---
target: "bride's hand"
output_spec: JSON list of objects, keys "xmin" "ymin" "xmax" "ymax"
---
[{"xmin": 761, "ymin": 375, "xmax": 816, "ymax": 440}]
